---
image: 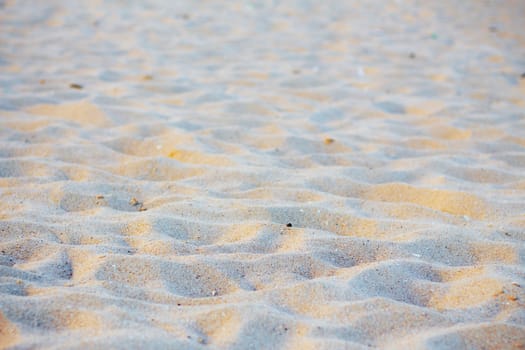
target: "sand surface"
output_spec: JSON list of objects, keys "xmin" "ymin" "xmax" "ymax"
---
[{"xmin": 1, "ymin": 0, "xmax": 525, "ymax": 349}]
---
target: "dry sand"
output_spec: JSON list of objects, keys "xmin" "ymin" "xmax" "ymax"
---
[{"xmin": 1, "ymin": 0, "xmax": 525, "ymax": 349}]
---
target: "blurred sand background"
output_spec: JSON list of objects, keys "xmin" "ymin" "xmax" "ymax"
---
[{"xmin": 1, "ymin": 0, "xmax": 525, "ymax": 349}]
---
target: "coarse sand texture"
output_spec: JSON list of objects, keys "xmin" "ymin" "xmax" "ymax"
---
[{"xmin": 1, "ymin": 0, "xmax": 525, "ymax": 349}]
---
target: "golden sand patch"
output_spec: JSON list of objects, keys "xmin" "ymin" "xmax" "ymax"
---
[
  {"xmin": 429, "ymin": 73, "xmax": 448, "ymax": 82},
  {"xmin": 167, "ymin": 149, "xmax": 234, "ymax": 166},
  {"xmin": 0, "ymin": 311, "xmax": 19, "ymax": 349},
  {"xmin": 58, "ymin": 310, "xmax": 104, "ymax": 332},
  {"xmin": 365, "ymin": 183, "xmax": 489, "ymax": 219},
  {"xmin": 439, "ymin": 266, "xmax": 487, "ymax": 282},
  {"xmin": 277, "ymin": 231, "xmax": 307, "ymax": 253},
  {"xmin": 428, "ymin": 277, "xmax": 503, "ymax": 310},
  {"xmin": 159, "ymin": 98, "xmax": 185, "ymax": 106},
  {"xmin": 128, "ymin": 238, "xmax": 178, "ymax": 256},
  {"xmin": 194, "ymin": 308, "xmax": 242, "ymax": 346},
  {"xmin": 291, "ymin": 90, "xmax": 332, "ymax": 103},
  {"xmin": 405, "ymin": 100, "xmax": 445, "ymax": 116},
  {"xmin": 122, "ymin": 218, "xmax": 152, "ymax": 236},
  {"xmin": 67, "ymin": 249, "xmax": 107, "ymax": 282},
  {"xmin": 323, "ymin": 40, "xmax": 349, "ymax": 53},
  {"xmin": 404, "ymin": 137, "xmax": 445, "ymax": 150},
  {"xmin": 216, "ymin": 222, "xmax": 264, "ymax": 244},
  {"xmin": 336, "ymin": 217, "xmax": 382, "ymax": 238},
  {"xmin": 27, "ymin": 101, "xmax": 111, "ymax": 127},
  {"xmin": 470, "ymin": 242, "xmax": 518, "ymax": 264},
  {"xmin": 431, "ymin": 125, "xmax": 472, "ymax": 140},
  {"xmin": 246, "ymin": 72, "xmax": 270, "ymax": 80},
  {"xmin": 488, "ymin": 55, "xmax": 504, "ymax": 63}
]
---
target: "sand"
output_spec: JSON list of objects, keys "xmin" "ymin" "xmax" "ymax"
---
[{"xmin": 1, "ymin": 0, "xmax": 525, "ymax": 349}]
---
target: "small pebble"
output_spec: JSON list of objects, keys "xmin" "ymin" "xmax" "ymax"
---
[
  {"xmin": 324, "ymin": 138, "xmax": 335, "ymax": 144},
  {"xmin": 69, "ymin": 83, "xmax": 83, "ymax": 89},
  {"xmin": 129, "ymin": 197, "xmax": 139, "ymax": 206},
  {"xmin": 286, "ymin": 223, "xmax": 293, "ymax": 228},
  {"xmin": 96, "ymin": 195, "xmax": 104, "ymax": 199}
]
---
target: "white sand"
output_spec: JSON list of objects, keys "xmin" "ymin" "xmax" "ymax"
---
[{"xmin": 1, "ymin": 0, "xmax": 525, "ymax": 349}]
